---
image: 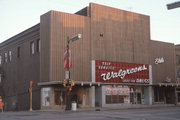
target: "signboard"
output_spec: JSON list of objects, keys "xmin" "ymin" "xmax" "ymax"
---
[{"xmin": 93, "ymin": 60, "xmax": 151, "ymax": 84}]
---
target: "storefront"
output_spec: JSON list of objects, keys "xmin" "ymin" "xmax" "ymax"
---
[
  {"xmin": 176, "ymin": 87, "xmax": 180, "ymax": 105},
  {"xmin": 92, "ymin": 60, "xmax": 153, "ymax": 107},
  {"xmin": 153, "ymin": 85, "xmax": 175, "ymax": 104},
  {"xmin": 40, "ymin": 84, "xmax": 94, "ymax": 109}
]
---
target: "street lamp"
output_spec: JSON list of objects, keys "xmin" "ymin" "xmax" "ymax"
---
[
  {"xmin": 64, "ymin": 34, "xmax": 81, "ymax": 110},
  {"xmin": 167, "ymin": 1, "xmax": 180, "ymax": 10}
]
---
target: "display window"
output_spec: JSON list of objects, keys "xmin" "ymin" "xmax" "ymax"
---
[
  {"xmin": 41, "ymin": 88, "xmax": 51, "ymax": 106},
  {"xmin": 105, "ymin": 86, "xmax": 130, "ymax": 104}
]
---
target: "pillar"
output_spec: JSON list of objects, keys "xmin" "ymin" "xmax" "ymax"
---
[{"xmin": 144, "ymin": 86, "xmax": 153, "ymax": 105}]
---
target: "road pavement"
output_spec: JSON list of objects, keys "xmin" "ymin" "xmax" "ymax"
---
[{"xmin": 0, "ymin": 106, "xmax": 180, "ymax": 120}]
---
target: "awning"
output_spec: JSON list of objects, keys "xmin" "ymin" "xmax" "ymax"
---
[{"xmin": 38, "ymin": 81, "xmax": 152, "ymax": 86}]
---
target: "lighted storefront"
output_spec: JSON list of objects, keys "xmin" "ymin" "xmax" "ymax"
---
[{"xmin": 92, "ymin": 60, "xmax": 153, "ymax": 107}]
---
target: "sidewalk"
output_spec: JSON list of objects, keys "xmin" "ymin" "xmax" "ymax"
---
[
  {"xmin": 39, "ymin": 104, "xmax": 178, "ymax": 112},
  {"xmin": 77, "ymin": 104, "xmax": 177, "ymax": 112}
]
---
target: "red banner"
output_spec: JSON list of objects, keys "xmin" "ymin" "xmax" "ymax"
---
[{"xmin": 95, "ymin": 60, "xmax": 150, "ymax": 84}]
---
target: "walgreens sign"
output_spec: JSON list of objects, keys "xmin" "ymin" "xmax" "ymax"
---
[{"xmin": 92, "ymin": 60, "xmax": 152, "ymax": 84}]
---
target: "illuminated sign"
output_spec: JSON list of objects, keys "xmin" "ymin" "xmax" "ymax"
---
[
  {"xmin": 155, "ymin": 57, "xmax": 164, "ymax": 64},
  {"xmin": 92, "ymin": 60, "xmax": 152, "ymax": 84}
]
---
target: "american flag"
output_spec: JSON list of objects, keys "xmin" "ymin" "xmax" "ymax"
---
[{"xmin": 64, "ymin": 49, "xmax": 72, "ymax": 69}]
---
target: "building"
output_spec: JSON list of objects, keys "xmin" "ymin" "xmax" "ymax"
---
[
  {"xmin": 0, "ymin": 3, "xmax": 179, "ymax": 111},
  {"xmin": 175, "ymin": 44, "xmax": 180, "ymax": 105}
]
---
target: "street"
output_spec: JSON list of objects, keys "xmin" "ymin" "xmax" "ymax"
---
[{"xmin": 0, "ymin": 106, "xmax": 180, "ymax": 120}]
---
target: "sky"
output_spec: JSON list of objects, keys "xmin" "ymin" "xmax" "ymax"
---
[{"xmin": 0, "ymin": 0, "xmax": 180, "ymax": 44}]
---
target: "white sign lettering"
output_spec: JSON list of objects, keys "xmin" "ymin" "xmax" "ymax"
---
[
  {"xmin": 101, "ymin": 65, "xmax": 147, "ymax": 81},
  {"xmin": 155, "ymin": 57, "xmax": 164, "ymax": 64},
  {"xmin": 105, "ymin": 87, "xmax": 130, "ymax": 95}
]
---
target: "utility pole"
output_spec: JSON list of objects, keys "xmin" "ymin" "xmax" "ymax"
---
[
  {"xmin": 29, "ymin": 81, "xmax": 33, "ymax": 111},
  {"xmin": 63, "ymin": 34, "xmax": 81, "ymax": 110}
]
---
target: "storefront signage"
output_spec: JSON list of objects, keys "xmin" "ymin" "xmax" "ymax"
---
[
  {"xmin": 105, "ymin": 87, "xmax": 130, "ymax": 95},
  {"xmin": 101, "ymin": 65, "xmax": 147, "ymax": 81},
  {"xmin": 155, "ymin": 57, "xmax": 164, "ymax": 64},
  {"xmin": 92, "ymin": 60, "xmax": 151, "ymax": 84}
]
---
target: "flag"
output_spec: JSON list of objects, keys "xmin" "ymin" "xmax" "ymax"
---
[{"xmin": 64, "ymin": 49, "xmax": 72, "ymax": 69}]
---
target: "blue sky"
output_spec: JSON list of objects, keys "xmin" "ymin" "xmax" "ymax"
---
[{"xmin": 0, "ymin": 0, "xmax": 179, "ymax": 44}]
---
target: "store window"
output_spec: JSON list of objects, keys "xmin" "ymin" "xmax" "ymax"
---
[
  {"xmin": 105, "ymin": 86, "xmax": 130, "ymax": 104},
  {"xmin": 41, "ymin": 88, "xmax": 51, "ymax": 106},
  {"xmin": 154, "ymin": 86, "xmax": 165, "ymax": 102}
]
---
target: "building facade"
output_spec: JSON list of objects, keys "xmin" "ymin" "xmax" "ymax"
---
[
  {"xmin": 0, "ymin": 3, "xmax": 179, "ymax": 111},
  {"xmin": 175, "ymin": 45, "xmax": 180, "ymax": 105}
]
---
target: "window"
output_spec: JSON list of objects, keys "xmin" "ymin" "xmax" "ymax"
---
[
  {"xmin": 105, "ymin": 87, "xmax": 130, "ymax": 104},
  {"xmin": 4, "ymin": 53, "xmax": 8, "ymax": 62},
  {"xmin": 30, "ymin": 42, "xmax": 35, "ymax": 55},
  {"xmin": 9, "ymin": 51, "xmax": 12, "ymax": 61},
  {"xmin": 0, "ymin": 74, "xmax": 1, "ymax": 83},
  {"xmin": 176, "ymin": 55, "xmax": 180, "ymax": 65},
  {"xmin": 37, "ymin": 39, "xmax": 40, "ymax": 52},
  {"xmin": 177, "ymin": 68, "xmax": 180, "ymax": 78},
  {"xmin": 0, "ymin": 56, "xmax": 2, "ymax": 65},
  {"xmin": 106, "ymin": 95, "xmax": 128, "ymax": 104},
  {"xmin": 17, "ymin": 47, "xmax": 20, "ymax": 58}
]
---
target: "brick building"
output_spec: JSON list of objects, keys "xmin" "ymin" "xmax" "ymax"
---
[{"xmin": 0, "ymin": 3, "xmax": 179, "ymax": 111}]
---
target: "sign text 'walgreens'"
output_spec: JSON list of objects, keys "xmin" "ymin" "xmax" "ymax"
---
[{"xmin": 101, "ymin": 65, "xmax": 147, "ymax": 81}]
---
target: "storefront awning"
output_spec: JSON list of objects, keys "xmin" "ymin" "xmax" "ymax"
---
[{"xmin": 38, "ymin": 81, "xmax": 153, "ymax": 86}]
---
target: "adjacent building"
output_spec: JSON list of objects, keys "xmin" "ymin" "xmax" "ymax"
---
[
  {"xmin": 175, "ymin": 44, "xmax": 180, "ymax": 105},
  {"xmin": 0, "ymin": 3, "xmax": 179, "ymax": 111}
]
